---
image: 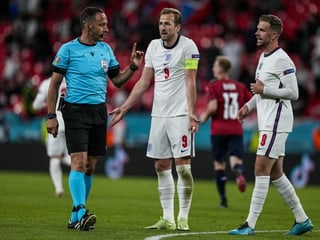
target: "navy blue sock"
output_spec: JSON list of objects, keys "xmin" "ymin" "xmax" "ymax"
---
[
  {"xmin": 233, "ymin": 164, "xmax": 244, "ymax": 176},
  {"xmin": 215, "ymin": 170, "xmax": 227, "ymax": 202}
]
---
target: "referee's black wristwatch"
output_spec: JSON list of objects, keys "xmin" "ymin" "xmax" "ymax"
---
[
  {"xmin": 47, "ymin": 112, "xmax": 57, "ymax": 119},
  {"xmin": 129, "ymin": 64, "xmax": 138, "ymax": 71}
]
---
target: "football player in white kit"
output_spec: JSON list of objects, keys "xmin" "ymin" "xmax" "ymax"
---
[
  {"xmin": 229, "ymin": 14, "xmax": 313, "ymax": 236},
  {"xmin": 33, "ymin": 77, "xmax": 70, "ymax": 198},
  {"xmin": 109, "ymin": 8, "xmax": 200, "ymax": 231}
]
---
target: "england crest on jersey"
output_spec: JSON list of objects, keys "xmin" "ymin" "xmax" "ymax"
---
[{"xmin": 164, "ymin": 53, "xmax": 172, "ymax": 66}]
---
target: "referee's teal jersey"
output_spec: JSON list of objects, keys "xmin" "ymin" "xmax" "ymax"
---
[{"xmin": 52, "ymin": 38, "xmax": 119, "ymax": 104}]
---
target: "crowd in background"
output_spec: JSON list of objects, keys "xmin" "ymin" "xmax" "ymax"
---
[{"xmin": 1, "ymin": 0, "xmax": 320, "ymax": 120}]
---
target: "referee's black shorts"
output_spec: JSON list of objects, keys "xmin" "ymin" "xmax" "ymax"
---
[{"xmin": 61, "ymin": 101, "xmax": 107, "ymax": 156}]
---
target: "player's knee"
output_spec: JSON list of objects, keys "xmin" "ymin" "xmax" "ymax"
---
[
  {"xmin": 155, "ymin": 159, "xmax": 172, "ymax": 172},
  {"xmin": 176, "ymin": 164, "xmax": 193, "ymax": 179}
]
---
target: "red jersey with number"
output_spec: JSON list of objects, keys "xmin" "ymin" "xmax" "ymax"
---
[{"xmin": 205, "ymin": 79, "xmax": 252, "ymax": 135}]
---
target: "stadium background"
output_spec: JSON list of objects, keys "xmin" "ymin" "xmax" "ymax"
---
[{"xmin": 0, "ymin": 0, "xmax": 319, "ymax": 186}]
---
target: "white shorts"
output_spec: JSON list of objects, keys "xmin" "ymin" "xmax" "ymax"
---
[
  {"xmin": 46, "ymin": 130, "xmax": 68, "ymax": 157},
  {"xmin": 146, "ymin": 116, "xmax": 195, "ymax": 159},
  {"xmin": 256, "ymin": 131, "xmax": 288, "ymax": 159}
]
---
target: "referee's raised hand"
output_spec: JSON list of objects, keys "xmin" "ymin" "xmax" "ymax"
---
[{"xmin": 130, "ymin": 42, "xmax": 144, "ymax": 70}]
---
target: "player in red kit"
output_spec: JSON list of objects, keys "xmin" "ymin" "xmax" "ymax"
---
[{"xmin": 200, "ymin": 55, "xmax": 252, "ymax": 208}]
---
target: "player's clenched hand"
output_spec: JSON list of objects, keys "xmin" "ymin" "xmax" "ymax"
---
[
  {"xmin": 238, "ymin": 105, "xmax": 249, "ymax": 124},
  {"xmin": 250, "ymin": 78, "xmax": 264, "ymax": 94},
  {"xmin": 109, "ymin": 107, "xmax": 125, "ymax": 128},
  {"xmin": 47, "ymin": 119, "xmax": 59, "ymax": 137}
]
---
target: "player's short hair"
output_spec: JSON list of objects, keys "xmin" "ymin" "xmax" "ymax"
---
[
  {"xmin": 80, "ymin": 7, "xmax": 104, "ymax": 28},
  {"xmin": 215, "ymin": 55, "xmax": 232, "ymax": 73},
  {"xmin": 160, "ymin": 8, "xmax": 182, "ymax": 25},
  {"xmin": 259, "ymin": 14, "xmax": 283, "ymax": 34}
]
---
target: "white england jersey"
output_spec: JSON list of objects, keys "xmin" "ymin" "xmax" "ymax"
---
[
  {"xmin": 144, "ymin": 35, "xmax": 200, "ymax": 117},
  {"xmin": 32, "ymin": 77, "xmax": 67, "ymax": 131},
  {"xmin": 254, "ymin": 48, "xmax": 298, "ymax": 132}
]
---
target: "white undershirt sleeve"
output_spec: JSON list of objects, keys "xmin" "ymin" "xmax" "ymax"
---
[{"xmin": 245, "ymin": 94, "xmax": 257, "ymax": 112}]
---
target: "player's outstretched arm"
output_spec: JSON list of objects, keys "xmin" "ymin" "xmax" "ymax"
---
[{"xmin": 109, "ymin": 67, "xmax": 154, "ymax": 127}]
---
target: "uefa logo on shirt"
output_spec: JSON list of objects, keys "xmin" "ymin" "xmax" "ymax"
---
[{"xmin": 53, "ymin": 56, "xmax": 61, "ymax": 65}]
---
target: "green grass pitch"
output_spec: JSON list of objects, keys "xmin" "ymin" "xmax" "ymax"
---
[{"xmin": 0, "ymin": 171, "xmax": 318, "ymax": 239}]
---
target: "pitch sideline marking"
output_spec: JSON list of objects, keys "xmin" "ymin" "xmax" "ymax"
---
[{"xmin": 144, "ymin": 230, "xmax": 319, "ymax": 240}]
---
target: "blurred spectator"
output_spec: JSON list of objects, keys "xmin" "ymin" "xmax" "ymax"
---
[
  {"xmin": 311, "ymin": 56, "xmax": 320, "ymax": 95},
  {"xmin": 0, "ymin": 92, "xmax": 9, "ymax": 143},
  {"xmin": 2, "ymin": 49, "xmax": 20, "ymax": 81},
  {"xmin": 31, "ymin": 20, "xmax": 53, "ymax": 62},
  {"xmin": 199, "ymin": 37, "xmax": 223, "ymax": 82},
  {"xmin": 238, "ymin": 52, "xmax": 258, "ymax": 89},
  {"xmin": 293, "ymin": 56, "xmax": 315, "ymax": 115},
  {"xmin": 221, "ymin": 30, "xmax": 245, "ymax": 79}
]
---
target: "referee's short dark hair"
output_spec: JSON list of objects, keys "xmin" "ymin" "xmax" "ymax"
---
[{"xmin": 80, "ymin": 7, "xmax": 104, "ymax": 28}]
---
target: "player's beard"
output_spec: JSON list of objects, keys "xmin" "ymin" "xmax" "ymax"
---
[
  {"xmin": 256, "ymin": 36, "xmax": 272, "ymax": 49},
  {"xmin": 161, "ymin": 32, "xmax": 177, "ymax": 47}
]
